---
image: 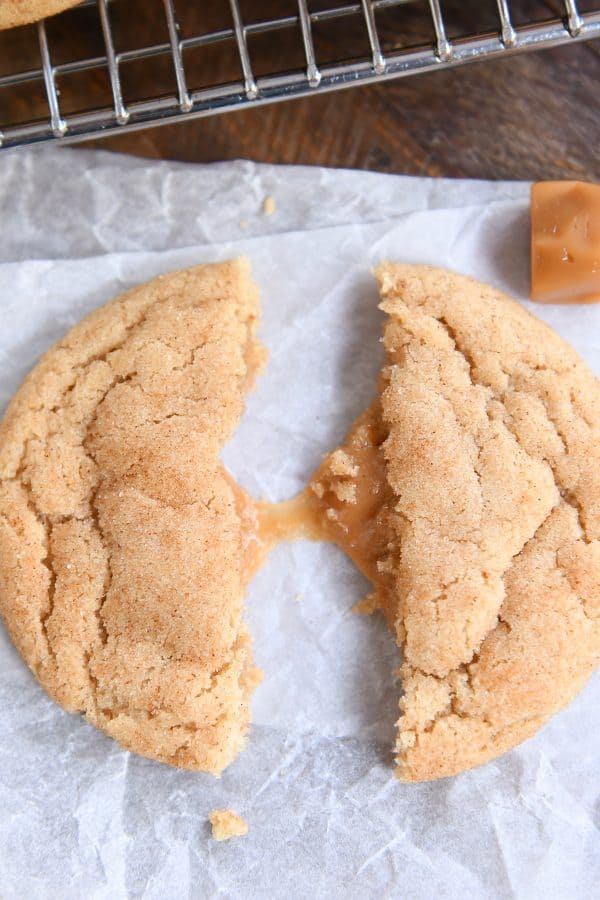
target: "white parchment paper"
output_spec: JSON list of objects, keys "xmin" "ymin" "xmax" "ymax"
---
[{"xmin": 0, "ymin": 149, "xmax": 598, "ymax": 900}]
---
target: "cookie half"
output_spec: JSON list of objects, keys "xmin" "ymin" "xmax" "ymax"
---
[
  {"xmin": 310, "ymin": 264, "xmax": 600, "ymax": 781},
  {"xmin": 0, "ymin": 259, "xmax": 266, "ymax": 774},
  {"xmin": 0, "ymin": 0, "xmax": 81, "ymax": 29}
]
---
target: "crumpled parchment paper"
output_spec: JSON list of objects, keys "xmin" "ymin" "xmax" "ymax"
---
[{"xmin": 0, "ymin": 149, "xmax": 598, "ymax": 900}]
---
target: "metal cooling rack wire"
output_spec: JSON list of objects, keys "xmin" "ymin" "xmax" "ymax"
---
[{"xmin": 0, "ymin": 0, "xmax": 599, "ymax": 149}]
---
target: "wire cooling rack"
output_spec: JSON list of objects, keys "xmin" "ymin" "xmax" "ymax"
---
[{"xmin": 1, "ymin": 0, "xmax": 599, "ymax": 150}]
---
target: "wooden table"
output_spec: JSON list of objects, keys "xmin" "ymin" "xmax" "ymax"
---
[{"xmin": 2, "ymin": 0, "xmax": 599, "ymax": 180}]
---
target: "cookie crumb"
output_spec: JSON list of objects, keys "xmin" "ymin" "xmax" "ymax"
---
[
  {"xmin": 262, "ymin": 195, "xmax": 276, "ymax": 216},
  {"xmin": 328, "ymin": 449, "xmax": 359, "ymax": 478},
  {"xmin": 209, "ymin": 809, "xmax": 248, "ymax": 841}
]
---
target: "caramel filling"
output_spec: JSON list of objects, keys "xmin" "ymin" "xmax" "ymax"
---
[
  {"xmin": 256, "ymin": 492, "xmax": 325, "ymax": 547},
  {"xmin": 304, "ymin": 402, "xmax": 397, "ymax": 607},
  {"xmin": 229, "ymin": 401, "xmax": 398, "ymax": 615},
  {"xmin": 228, "ymin": 318, "xmax": 398, "ymax": 607}
]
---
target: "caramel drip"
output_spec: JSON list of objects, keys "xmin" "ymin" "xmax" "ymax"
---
[
  {"xmin": 225, "ymin": 402, "xmax": 398, "ymax": 617},
  {"xmin": 306, "ymin": 402, "xmax": 396, "ymax": 598}
]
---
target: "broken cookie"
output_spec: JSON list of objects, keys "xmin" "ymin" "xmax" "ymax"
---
[
  {"xmin": 0, "ymin": 259, "xmax": 266, "ymax": 774},
  {"xmin": 1, "ymin": 258, "xmax": 598, "ymax": 785},
  {"xmin": 310, "ymin": 263, "xmax": 600, "ymax": 781}
]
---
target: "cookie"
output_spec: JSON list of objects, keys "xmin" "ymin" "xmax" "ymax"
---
[
  {"xmin": 310, "ymin": 264, "xmax": 600, "ymax": 781},
  {"xmin": 0, "ymin": 0, "xmax": 81, "ymax": 29},
  {"xmin": 209, "ymin": 809, "xmax": 248, "ymax": 841},
  {"xmin": 0, "ymin": 259, "xmax": 266, "ymax": 774}
]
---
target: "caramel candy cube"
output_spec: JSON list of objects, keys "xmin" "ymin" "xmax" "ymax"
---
[{"xmin": 531, "ymin": 180, "xmax": 600, "ymax": 304}]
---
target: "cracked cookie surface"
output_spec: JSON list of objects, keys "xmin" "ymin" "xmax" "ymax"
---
[
  {"xmin": 0, "ymin": 259, "xmax": 266, "ymax": 774},
  {"xmin": 311, "ymin": 264, "xmax": 600, "ymax": 781}
]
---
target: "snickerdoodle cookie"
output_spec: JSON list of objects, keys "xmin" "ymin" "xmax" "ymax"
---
[
  {"xmin": 0, "ymin": 259, "xmax": 266, "ymax": 774},
  {"xmin": 310, "ymin": 264, "xmax": 600, "ymax": 781},
  {"xmin": 0, "ymin": 0, "xmax": 81, "ymax": 29}
]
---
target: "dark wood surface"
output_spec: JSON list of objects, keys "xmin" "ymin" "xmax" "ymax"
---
[{"xmin": 1, "ymin": 0, "xmax": 599, "ymax": 180}]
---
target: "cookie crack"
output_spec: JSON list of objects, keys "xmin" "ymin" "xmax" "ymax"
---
[
  {"xmin": 436, "ymin": 316, "xmax": 480, "ymax": 387},
  {"xmin": 433, "ymin": 312, "xmax": 592, "ymax": 549},
  {"xmin": 6, "ymin": 281, "xmax": 214, "ymax": 482},
  {"xmin": 79, "ymin": 371, "xmax": 143, "ymax": 666},
  {"xmin": 446, "ymin": 338, "xmax": 593, "ymax": 547},
  {"xmin": 553, "ymin": 549, "xmax": 595, "ymax": 622},
  {"xmin": 0, "ymin": 508, "xmax": 56, "ymax": 672},
  {"xmin": 9, "ymin": 458, "xmax": 59, "ymax": 670},
  {"xmin": 497, "ymin": 377, "xmax": 591, "ymax": 547},
  {"xmin": 10, "ymin": 286, "xmax": 224, "ymax": 676},
  {"xmin": 427, "ymin": 317, "xmax": 559, "ymax": 628},
  {"xmin": 39, "ymin": 526, "xmax": 59, "ymax": 668},
  {"xmin": 394, "ymin": 314, "xmax": 587, "ymax": 715},
  {"xmin": 397, "ymin": 438, "xmax": 593, "ymax": 760},
  {"xmin": 4, "ymin": 301, "xmax": 162, "ymax": 685},
  {"xmin": 66, "ymin": 339, "xmax": 253, "ymax": 716}
]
